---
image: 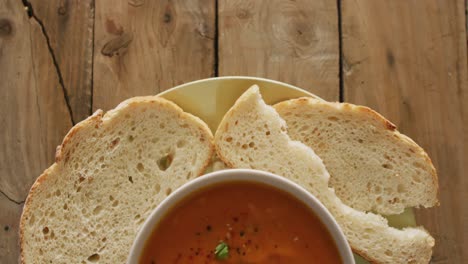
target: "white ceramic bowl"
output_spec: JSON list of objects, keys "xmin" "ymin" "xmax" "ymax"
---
[{"xmin": 127, "ymin": 169, "xmax": 355, "ymax": 263}]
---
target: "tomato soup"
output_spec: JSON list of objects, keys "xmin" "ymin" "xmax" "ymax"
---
[{"xmin": 139, "ymin": 181, "xmax": 342, "ymax": 263}]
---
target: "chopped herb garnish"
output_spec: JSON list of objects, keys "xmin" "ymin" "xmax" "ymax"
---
[{"xmin": 214, "ymin": 241, "xmax": 229, "ymax": 260}]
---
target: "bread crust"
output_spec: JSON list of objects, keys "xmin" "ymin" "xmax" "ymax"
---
[
  {"xmin": 20, "ymin": 108, "xmax": 104, "ymax": 263},
  {"xmin": 274, "ymin": 97, "xmax": 439, "ymax": 209},
  {"xmin": 19, "ymin": 96, "xmax": 214, "ymax": 263}
]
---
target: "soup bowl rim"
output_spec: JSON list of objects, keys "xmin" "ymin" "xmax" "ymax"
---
[{"xmin": 128, "ymin": 168, "xmax": 355, "ymax": 263}]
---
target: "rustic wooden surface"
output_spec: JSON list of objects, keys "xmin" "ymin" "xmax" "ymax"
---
[
  {"xmin": 93, "ymin": 0, "xmax": 215, "ymax": 112},
  {"xmin": 218, "ymin": 0, "xmax": 339, "ymax": 100},
  {"xmin": 0, "ymin": 0, "xmax": 466, "ymax": 263},
  {"xmin": 29, "ymin": 0, "xmax": 94, "ymax": 123}
]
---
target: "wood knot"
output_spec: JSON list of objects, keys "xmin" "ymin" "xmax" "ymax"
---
[
  {"xmin": 0, "ymin": 18, "xmax": 13, "ymax": 38},
  {"xmin": 128, "ymin": 0, "xmax": 144, "ymax": 7},
  {"xmin": 58, "ymin": 6, "xmax": 66, "ymax": 15},
  {"xmin": 105, "ymin": 18, "xmax": 124, "ymax": 35},
  {"xmin": 290, "ymin": 22, "xmax": 315, "ymax": 46},
  {"xmin": 196, "ymin": 23, "xmax": 214, "ymax": 40},
  {"xmin": 101, "ymin": 32, "xmax": 133, "ymax": 57},
  {"xmin": 386, "ymin": 50, "xmax": 395, "ymax": 67},
  {"xmin": 236, "ymin": 9, "xmax": 251, "ymax": 19},
  {"xmin": 57, "ymin": 0, "xmax": 69, "ymax": 16},
  {"xmin": 163, "ymin": 12, "xmax": 171, "ymax": 23}
]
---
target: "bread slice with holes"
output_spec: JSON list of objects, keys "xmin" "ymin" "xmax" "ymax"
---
[
  {"xmin": 214, "ymin": 85, "xmax": 434, "ymax": 264},
  {"xmin": 274, "ymin": 98, "xmax": 438, "ymax": 215},
  {"xmin": 20, "ymin": 96, "xmax": 214, "ymax": 264}
]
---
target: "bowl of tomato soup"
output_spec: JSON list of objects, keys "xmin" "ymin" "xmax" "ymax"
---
[{"xmin": 128, "ymin": 169, "xmax": 354, "ymax": 263}]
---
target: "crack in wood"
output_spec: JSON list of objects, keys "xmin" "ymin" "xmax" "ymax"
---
[
  {"xmin": 20, "ymin": 0, "xmax": 76, "ymax": 125},
  {"xmin": 90, "ymin": 0, "xmax": 95, "ymax": 115},
  {"xmin": 21, "ymin": 0, "xmax": 33, "ymax": 17},
  {"xmin": 337, "ymin": 0, "xmax": 344, "ymax": 102},
  {"xmin": 465, "ymin": 0, "xmax": 467, "ymax": 55},
  {"xmin": 0, "ymin": 189, "xmax": 25, "ymax": 205},
  {"xmin": 213, "ymin": 0, "xmax": 219, "ymax": 77}
]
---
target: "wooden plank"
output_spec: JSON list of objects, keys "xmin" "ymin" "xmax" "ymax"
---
[
  {"xmin": 342, "ymin": 1, "xmax": 468, "ymax": 263},
  {"xmin": 28, "ymin": 0, "xmax": 95, "ymax": 123},
  {"xmin": 218, "ymin": 0, "xmax": 339, "ymax": 100},
  {"xmin": 0, "ymin": 193, "xmax": 23, "ymax": 263},
  {"xmin": 0, "ymin": 0, "xmax": 73, "ymax": 262},
  {"xmin": 93, "ymin": 0, "xmax": 216, "ymax": 112}
]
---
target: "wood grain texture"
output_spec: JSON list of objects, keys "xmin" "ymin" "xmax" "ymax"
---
[
  {"xmin": 0, "ymin": 193, "xmax": 23, "ymax": 263},
  {"xmin": 218, "ymin": 0, "xmax": 339, "ymax": 100},
  {"xmin": 0, "ymin": 0, "xmax": 73, "ymax": 262},
  {"xmin": 342, "ymin": 1, "xmax": 468, "ymax": 263},
  {"xmin": 28, "ymin": 0, "xmax": 95, "ymax": 123},
  {"xmin": 93, "ymin": 0, "xmax": 215, "ymax": 112}
]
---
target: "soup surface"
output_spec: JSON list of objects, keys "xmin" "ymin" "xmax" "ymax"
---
[{"xmin": 140, "ymin": 181, "xmax": 342, "ymax": 263}]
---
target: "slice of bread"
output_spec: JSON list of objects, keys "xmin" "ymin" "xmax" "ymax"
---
[
  {"xmin": 214, "ymin": 85, "xmax": 434, "ymax": 264},
  {"xmin": 20, "ymin": 97, "xmax": 214, "ymax": 263},
  {"xmin": 274, "ymin": 98, "xmax": 438, "ymax": 215}
]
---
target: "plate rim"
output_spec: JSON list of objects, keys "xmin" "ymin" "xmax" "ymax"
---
[{"xmin": 158, "ymin": 76, "xmax": 325, "ymax": 101}]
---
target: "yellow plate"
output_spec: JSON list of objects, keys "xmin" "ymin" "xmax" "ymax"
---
[{"xmin": 160, "ymin": 76, "xmax": 416, "ymax": 263}]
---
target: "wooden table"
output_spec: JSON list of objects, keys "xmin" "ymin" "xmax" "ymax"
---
[{"xmin": 1, "ymin": 0, "xmax": 466, "ymax": 263}]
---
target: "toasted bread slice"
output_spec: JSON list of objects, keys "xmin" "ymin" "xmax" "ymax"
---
[
  {"xmin": 274, "ymin": 98, "xmax": 438, "ymax": 215},
  {"xmin": 214, "ymin": 86, "xmax": 434, "ymax": 264},
  {"xmin": 20, "ymin": 97, "xmax": 214, "ymax": 263}
]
